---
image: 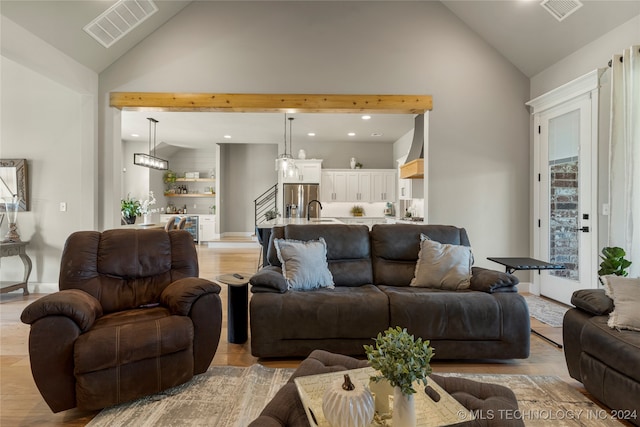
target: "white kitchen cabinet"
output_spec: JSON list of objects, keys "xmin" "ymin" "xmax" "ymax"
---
[
  {"xmin": 398, "ymin": 178, "xmax": 424, "ymax": 200},
  {"xmin": 371, "ymin": 170, "xmax": 396, "ymax": 202},
  {"xmin": 321, "ymin": 170, "xmax": 348, "ymax": 202},
  {"xmin": 282, "ymin": 160, "xmax": 322, "ymax": 183},
  {"xmin": 199, "ymin": 215, "xmax": 217, "ymax": 241},
  {"xmin": 346, "ymin": 171, "xmax": 371, "ymax": 202}
]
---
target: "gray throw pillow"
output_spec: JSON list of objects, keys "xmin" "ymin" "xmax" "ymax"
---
[
  {"xmin": 274, "ymin": 237, "xmax": 335, "ymax": 291},
  {"xmin": 410, "ymin": 234, "xmax": 473, "ymax": 290},
  {"xmin": 601, "ymin": 275, "xmax": 640, "ymax": 331}
]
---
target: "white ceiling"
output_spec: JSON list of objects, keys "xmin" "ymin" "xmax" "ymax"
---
[{"xmin": 3, "ymin": 0, "xmax": 639, "ymax": 149}]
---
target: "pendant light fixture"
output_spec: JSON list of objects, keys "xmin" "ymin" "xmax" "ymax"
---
[
  {"xmin": 134, "ymin": 117, "xmax": 169, "ymax": 170},
  {"xmin": 275, "ymin": 114, "xmax": 297, "ymax": 177}
]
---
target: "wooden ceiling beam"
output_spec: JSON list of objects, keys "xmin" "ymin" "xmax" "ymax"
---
[{"xmin": 109, "ymin": 92, "xmax": 432, "ymax": 114}]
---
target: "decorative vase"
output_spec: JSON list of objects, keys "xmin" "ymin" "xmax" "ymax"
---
[
  {"xmin": 2, "ymin": 196, "xmax": 21, "ymax": 242},
  {"xmin": 393, "ymin": 387, "xmax": 416, "ymax": 427},
  {"xmin": 298, "ymin": 149, "xmax": 306, "ymax": 159},
  {"xmin": 350, "ymin": 157, "xmax": 356, "ymax": 169},
  {"xmin": 124, "ymin": 216, "xmax": 136, "ymax": 225},
  {"xmin": 143, "ymin": 213, "xmax": 150, "ymax": 224},
  {"xmin": 322, "ymin": 374, "xmax": 374, "ymax": 427}
]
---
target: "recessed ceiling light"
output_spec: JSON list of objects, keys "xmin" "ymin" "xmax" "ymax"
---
[
  {"xmin": 371, "ymin": 132, "xmax": 383, "ymax": 137},
  {"xmin": 361, "ymin": 115, "xmax": 371, "ymax": 120},
  {"xmin": 307, "ymin": 132, "xmax": 316, "ymax": 137},
  {"xmin": 348, "ymin": 132, "xmax": 356, "ymax": 137},
  {"xmin": 131, "ymin": 133, "xmax": 139, "ymax": 137},
  {"xmin": 223, "ymin": 135, "xmax": 232, "ymax": 139}
]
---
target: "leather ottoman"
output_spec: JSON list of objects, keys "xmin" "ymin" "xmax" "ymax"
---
[{"xmin": 249, "ymin": 350, "xmax": 523, "ymax": 427}]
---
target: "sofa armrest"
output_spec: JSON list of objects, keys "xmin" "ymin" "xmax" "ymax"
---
[
  {"xmin": 250, "ymin": 266, "xmax": 288, "ymax": 293},
  {"xmin": 470, "ymin": 267, "xmax": 519, "ymax": 293},
  {"xmin": 571, "ymin": 288, "xmax": 613, "ymax": 316},
  {"xmin": 20, "ymin": 289, "xmax": 102, "ymax": 332},
  {"xmin": 161, "ymin": 277, "xmax": 221, "ymax": 316}
]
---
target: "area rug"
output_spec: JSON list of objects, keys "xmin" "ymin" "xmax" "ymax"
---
[
  {"xmin": 524, "ymin": 294, "xmax": 570, "ymax": 327},
  {"xmin": 88, "ymin": 366, "xmax": 620, "ymax": 426},
  {"xmin": 87, "ymin": 364, "xmax": 294, "ymax": 427}
]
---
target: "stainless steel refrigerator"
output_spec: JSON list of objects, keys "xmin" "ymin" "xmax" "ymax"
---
[{"xmin": 283, "ymin": 184, "xmax": 320, "ymax": 219}]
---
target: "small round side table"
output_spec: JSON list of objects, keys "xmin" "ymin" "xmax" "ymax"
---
[{"xmin": 216, "ymin": 272, "xmax": 253, "ymax": 344}]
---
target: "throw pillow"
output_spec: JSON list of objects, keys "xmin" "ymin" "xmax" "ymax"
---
[
  {"xmin": 601, "ymin": 275, "xmax": 640, "ymax": 332},
  {"xmin": 274, "ymin": 237, "xmax": 335, "ymax": 291},
  {"xmin": 410, "ymin": 234, "xmax": 473, "ymax": 290}
]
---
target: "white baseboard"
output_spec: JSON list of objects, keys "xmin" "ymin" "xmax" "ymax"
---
[
  {"xmin": 26, "ymin": 282, "xmax": 57, "ymax": 294},
  {"xmin": 518, "ymin": 281, "xmax": 532, "ymax": 294}
]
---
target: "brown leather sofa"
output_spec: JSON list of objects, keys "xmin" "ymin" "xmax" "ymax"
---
[
  {"xmin": 563, "ymin": 289, "xmax": 640, "ymax": 426},
  {"xmin": 250, "ymin": 224, "xmax": 530, "ymax": 359},
  {"xmin": 21, "ymin": 229, "xmax": 223, "ymax": 412}
]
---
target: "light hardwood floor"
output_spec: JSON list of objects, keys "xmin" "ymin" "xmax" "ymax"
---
[{"xmin": 0, "ymin": 244, "xmax": 584, "ymax": 426}]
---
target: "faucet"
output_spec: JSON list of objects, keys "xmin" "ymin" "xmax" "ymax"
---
[{"xmin": 307, "ymin": 199, "xmax": 323, "ymax": 220}]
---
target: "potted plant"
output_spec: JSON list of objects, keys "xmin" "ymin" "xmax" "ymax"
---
[
  {"xmin": 598, "ymin": 246, "xmax": 632, "ymax": 284},
  {"xmin": 264, "ymin": 208, "xmax": 279, "ymax": 221},
  {"xmin": 350, "ymin": 205, "xmax": 365, "ymax": 217},
  {"xmin": 364, "ymin": 326, "xmax": 434, "ymax": 427},
  {"xmin": 121, "ymin": 195, "xmax": 141, "ymax": 224},
  {"xmin": 355, "ymin": 162, "xmax": 363, "ymax": 169}
]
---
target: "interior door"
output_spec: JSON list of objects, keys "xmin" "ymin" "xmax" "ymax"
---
[{"xmin": 538, "ymin": 94, "xmax": 595, "ymax": 305}]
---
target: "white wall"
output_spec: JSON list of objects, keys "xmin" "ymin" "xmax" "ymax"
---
[
  {"xmin": 1, "ymin": 17, "xmax": 98, "ymax": 291},
  {"xmin": 530, "ymin": 13, "xmax": 640, "ymax": 258},
  {"xmin": 99, "ymin": 1, "xmax": 530, "ymax": 268}
]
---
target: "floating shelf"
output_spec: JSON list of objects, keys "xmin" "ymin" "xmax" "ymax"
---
[
  {"xmin": 165, "ymin": 193, "xmax": 215, "ymax": 198},
  {"xmin": 175, "ymin": 178, "xmax": 215, "ymax": 182}
]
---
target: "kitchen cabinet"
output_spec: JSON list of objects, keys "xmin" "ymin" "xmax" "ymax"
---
[
  {"xmin": 371, "ymin": 171, "xmax": 396, "ymax": 202},
  {"xmin": 199, "ymin": 215, "xmax": 217, "ymax": 241},
  {"xmin": 282, "ymin": 160, "xmax": 322, "ymax": 183},
  {"xmin": 398, "ymin": 178, "xmax": 424, "ymax": 200},
  {"xmin": 321, "ymin": 170, "xmax": 348, "ymax": 202},
  {"xmin": 346, "ymin": 171, "xmax": 371, "ymax": 202}
]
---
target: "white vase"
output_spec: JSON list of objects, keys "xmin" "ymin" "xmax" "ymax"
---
[
  {"xmin": 393, "ymin": 387, "xmax": 416, "ymax": 427},
  {"xmin": 143, "ymin": 213, "xmax": 150, "ymax": 225},
  {"xmin": 350, "ymin": 157, "xmax": 356, "ymax": 169},
  {"xmin": 298, "ymin": 149, "xmax": 306, "ymax": 159}
]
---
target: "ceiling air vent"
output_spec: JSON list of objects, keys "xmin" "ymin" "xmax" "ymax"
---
[
  {"xmin": 540, "ymin": 0, "xmax": 583, "ymax": 22},
  {"xmin": 83, "ymin": 0, "xmax": 158, "ymax": 48}
]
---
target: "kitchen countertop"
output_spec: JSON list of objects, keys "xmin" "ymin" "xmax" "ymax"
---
[{"xmin": 256, "ymin": 217, "xmax": 344, "ymax": 228}]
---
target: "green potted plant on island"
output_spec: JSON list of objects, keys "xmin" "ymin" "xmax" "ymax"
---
[
  {"xmin": 350, "ymin": 205, "xmax": 365, "ymax": 217},
  {"xmin": 121, "ymin": 195, "xmax": 141, "ymax": 224},
  {"xmin": 364, "ymin": 326, "xmax": 434, "ymax": 427},
  {"xmin": 598, "ymin": 246, "xmax": 632, "ymax": 285}
]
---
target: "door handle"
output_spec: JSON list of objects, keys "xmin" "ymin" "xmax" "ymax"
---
[{"xmin": 575, "ymin": 226, "xmax": 589, "ymax": 232}]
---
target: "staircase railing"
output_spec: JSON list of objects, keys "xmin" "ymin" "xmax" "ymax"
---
[{"xmin": 254, "ymin": 183, "xmax": 278, "ymax": 226}]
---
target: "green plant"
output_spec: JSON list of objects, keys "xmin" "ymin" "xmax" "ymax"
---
[
  {"xmin": 350, "ymin": 205, "xmax": 365, "ymax": 216},
  {"xmin": 121, "ymin": 195, "xmax": 141, "ymax": 219},
  {"xmin": 163, "ymin": 170, "xmax": 177, "ymax": 184},
  {"xmin": 364, "ymin": 326, "xmax": 434, "ymax": 395},
  {"xmin": 355, "ymin": 162, "xmax": 363, "ymax": 169},
  {"xmin": 598, "ymin": 246, "xmax": 632, "ymax": 277},
  {"xmin": 264, "ymin": 209, "xmax": 279, "ymax": 221}
]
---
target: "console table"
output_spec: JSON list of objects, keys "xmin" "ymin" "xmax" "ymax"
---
[{"xmin": 1, "ymin": 241, "xmax": 32, "ymax": 295}]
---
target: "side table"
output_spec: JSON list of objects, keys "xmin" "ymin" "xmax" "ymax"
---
[
  {"xmin": 216, "ymin": 272, "xmax": 253, "ymax": 344},
  {"xmin": 488, "ymin": 256, "xmax": 565, "ymax": 348},
  {"xmin": 0, "ymin": 241, "xmax": 32, "ymax": 295}
]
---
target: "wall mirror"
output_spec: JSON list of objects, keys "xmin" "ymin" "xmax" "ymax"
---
[{"xmin": 0, "ymin": 159, "xmax": 29, "ymax": 211}]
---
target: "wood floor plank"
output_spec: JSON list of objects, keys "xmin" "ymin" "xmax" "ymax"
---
[{"xmin": 1, "ymin": 245, "xmax": 582, "ymax": 426}]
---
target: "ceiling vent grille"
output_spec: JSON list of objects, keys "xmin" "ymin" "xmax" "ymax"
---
[
  {"xmin": 540, "ymin": 0, "xmax": 583, "ymax": 22},
  {"xmin": 83, "ymin": 0, "xmax": 158, "ymax": 48}
]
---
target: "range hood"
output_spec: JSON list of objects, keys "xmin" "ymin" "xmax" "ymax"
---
[{"xmin": 399, "ymin": 114, "xmax": 424, "ymax": 179}]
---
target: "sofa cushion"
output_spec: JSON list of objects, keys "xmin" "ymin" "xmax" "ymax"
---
[
  {"xmin": 281, "ymin": 224, "xmax": 373, "ymax": 287},
  {"xmin": 602, "ymin": 275, "xmax": 640, "ymax": 331},
  {"xmin": 254, "ymin": 285, "xmax": 388, "ymax": 341},
  {"xmin": 580, "ymin": 315, "xmax": 640, "ymax": 383},
  {"xmin": 381, "ymin": 286, "xmax": 501, "ymax": 340},
  {"xmin": 74, "ymin": 308, "xmax": 194, "ymax": 374},
  {"xmin": 371, "ymin": 224, "xmax": 471, "ymax": 287},
  {"xmin": 274, "ymin": 238, "xmax": 334, "ymax": 291},
  {"xmin": 410, "ymin": 234, "xmax": 473, "ymax": 290}
]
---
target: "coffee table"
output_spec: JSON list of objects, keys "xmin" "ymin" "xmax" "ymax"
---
[{"xmin": 215, "ymin": 272, "xmax": 253, "ymax": 344}]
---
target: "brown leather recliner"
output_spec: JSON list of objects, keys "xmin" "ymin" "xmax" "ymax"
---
[{"xmin": 21, "ymin": 229, "xmax": 223, "ymax": 413}]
